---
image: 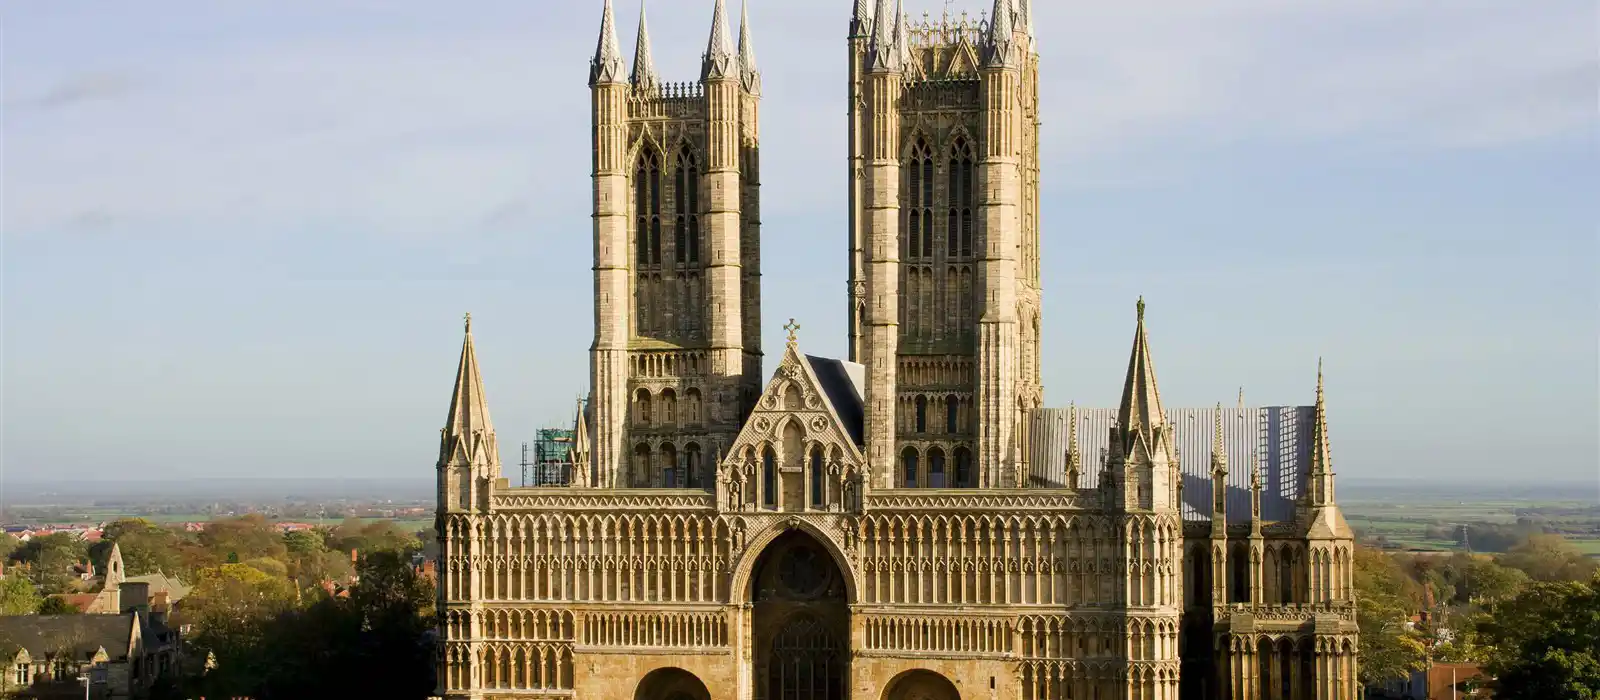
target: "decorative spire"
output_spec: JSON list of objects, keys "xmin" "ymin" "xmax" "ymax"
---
[
  {"xmin": 631, "ymin": 0, "xmax": 658, "ymax": 91},
  {"xmin": 867, "ymin": 0, "xmax": 899, "ymax": 72},
  {"xmin": 1116, "ymin": 297, "xmax": 1166, "ymax": 450},
  {"xmin": 569, "ymin": 397, "xmax": 591, "ymax": 486},
  {"xmin": 893, "ymin": 0, "xmax": 909, "ymax": 67},
  {"xmin": 851, "ymin": 0, "xmax": 874, "ymax": 38},
  {"xmin": 1211, "ymin": 403, "xmax": 1228, "ymax": 476},
  {"xmin": 1064, "ymin": 403, "xmax": 1081, "ymax": 486},
  {"xmin": 1308, "ymin": 358, "xmax": 1336, "ymax": 505},
  {"xmin": 444, "ymin": 313, "xmax": 496, "ymax": 456},
  {"xmin": 1018, "ymin": 0, "xmax": 1034, "ymax": 39},
  {"xmin": 1238, "ymin": 386, "xmax": 1245, "ymax": 409},
  {"xmin": 702, "ymin": 0, "xmax": 736, "ymax": 81},
  {"xmin": 985, "ymin": 0, "xmax": 1016, "ymax": 67},
  {"xmin": 590, "ymin": 0, "xmax": 627, "ymax": 86},
  {"xmin": 737, "ymin": 0, "xmax": 760, "ymax": 94}
]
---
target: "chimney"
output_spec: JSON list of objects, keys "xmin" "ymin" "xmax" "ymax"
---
[
  {"xmin": 120, "ymin": 581, "xmax": 151, "ymax": 614},
  {"xmin": 350, "ymin": 549, "xmax": 358, "ymax": 564}
]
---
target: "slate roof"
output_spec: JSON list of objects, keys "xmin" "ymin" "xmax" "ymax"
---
[
  {"xmin": 0, "ymin": 614, "xmax": 136, "ymax": 662},
  {"xmin": 123, "ymin": 572, "xmax": 192, "ymax": 605},
  {"xmin": 803, "ymin": 355, "xmax": 866, "ymax": 446}
]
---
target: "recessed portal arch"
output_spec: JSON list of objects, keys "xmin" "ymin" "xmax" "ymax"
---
[
  {"xmin": 634, "ymin": 667, "xmax": 710, "ymax": 700},
  {"xmin": 748, "ymin": 529, "xmax": 849, "ymax": 700},
  {"xmin": 882, "ymin": 669, "xmax": 961, "ymax": 700}
]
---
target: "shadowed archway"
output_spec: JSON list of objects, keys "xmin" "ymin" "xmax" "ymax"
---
[
  {"xmin": 749, "ymin": 529, "xmax": 849, "ymax": 700},
  {"xmin": 882, "ymin": 669, "xmax": 960, "ymax": 700},
  {"xmin": 635, "ymin": 667, "xmax": 711, "ymax": 700}
]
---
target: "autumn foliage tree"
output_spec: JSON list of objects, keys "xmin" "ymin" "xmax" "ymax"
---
[{"xmin": 1353, "ymin": 545, "xmax": 1427, "ymax": 685}]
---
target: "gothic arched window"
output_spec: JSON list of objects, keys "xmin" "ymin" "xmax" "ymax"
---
[
  {"xmin": 905, "ymin": 138, "xmax": 932, "ymax": 260},
  {"xmin": 686, "ymin": 442, "xmax": 703, "ymax": 489},
  {"xmin": 636, "ymin": 149, "xmax": 661, "ymax": 266},
  {"xmin": 810, "ymin": 447, "xmax": 824, "ymax": 508},
  {"xmin": 955, "ymin": 446, "xmax": 973, "ymax": 488},
  {"xmin": 914, "ymin": 395, "xmax": 927, "ymax": 433},
  {"xmin": 945, "ymin": 395, "xmax": 959, "ymax": 434},
  {"xmin": 901, "ymin": 447, "xmax": 919, "ymax": 488},
  {"xmin": 634, "ymin": 388, "xmax": 652, "ymax": 426},
  {"xmin": 684, "ymin": 388, "xmax": 702, "ymax": 425},
  {"xmin": 949, "ymin": 138, "xmax": 974, "ymax": 259},
  {"xmin": 660, "ymin": 442, "xmax": 679, "ymax": 488},
  {"xmin": 928, "ymin": 447, "xmax": 946, "ymax": 488},
  {"xmin": 675, "ymin": 150, "xmax": 701, "ymax": 265},
  {"xmin": 763, "ymin": 447, "xmax": 777, "ymax": 507}
]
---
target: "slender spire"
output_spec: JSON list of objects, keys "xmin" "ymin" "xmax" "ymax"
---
[
  {"xmin": 1116, "ymin": 297, "xmax": 1166, "ymax": 450},
  {"xmin": 985, "ymin": 0, "xmax": 1015, "ymax": 67},
  {"xmin": 737, "ymin": 0, "xmax": 760, "ymax": 94},
  {"xmin": 702, "ymin": 0, "xmax": 736, "ymax": 81},
  {"xmin": 1018, "ymin": 0, "xmax": 1034, "ymax": 39},
  {"xmin": 867, "ymin": 0, "xmax": 899, "ymax": 71},
  {"xmin": 1238, "ymin": 386, "xmax": 1245, "ymax": 409},
  {"xmin": 1249, "ymin": 449, "xmax": 1263, "ymax": 524},
  {"xmin": 893, "ymin": 0, "xmax": 908, "ymax": 67},
  {"xmin": 570, "ymin": 397, "xmax": 591, "ymax": 486},
  {"xmin": 851, "ymin": 0, "xmax": 874, "ymax": 38},
  {"xmin": 590, "ymin": 0, "xmax": 627, "ymax": 86},
  {"xmin": 1211, "ymin": 403, "xmax": 1228, "ymax": 476},
  {"xmin": 631, "ymin": 0, "xmax": 658, "ymax": 91},
  {"xmin": 1308, "ymin": 358, "xmax": 1336, "ymax": 505},
  {"xmin": 445, "ymin": 313, "xmax": 495, "ymax": 443},
  {"xmin": 1065, "ymin": 403, "xmax": 1082, "ymax": 486}
]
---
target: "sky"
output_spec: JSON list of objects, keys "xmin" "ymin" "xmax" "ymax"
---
[{"xmin": 2, "ymin": 1, "xmax": 1596, "ymax": 485}]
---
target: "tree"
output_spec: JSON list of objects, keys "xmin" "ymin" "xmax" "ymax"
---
[
  {"xmin": 326, "ymin": 519, "xmax": 421, "ymax": 558},
  {"xmin": 8, "ymin": 533, "xmax": 89, "ymax": 593},
  {"xmin": 198, "ymin": 515, "xmax": 287, "ymax": 565},
  {"xmin": 1353, "ymin": 546, "xmax": 1427, "ymax": 685},
  {"xmin": 97, "ymin": 518, "xmax": 185, "ymax": 576},
  {"xmin": 186, "ymin": 563, "xmax": 298, "ymax": 696},
  {"xmin": 1479, "ymin": 576, "xmax": 1600, "ymax": 698},
  {"xmin": 0, "ymin": 573, "xmax": 41, "ymax": 615},
  {"xmin": 1500, "ymin": 534, "xmax": 1599, "ymax": 582},
  {"xmin": 0, "ymin": 534, "xmax": 19, "ymax": 561},
  {"xmin": 37, "ymin": 596, "xmax": 81, "ymax": 615}
]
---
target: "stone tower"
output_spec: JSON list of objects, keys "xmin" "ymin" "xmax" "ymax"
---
[
  {"xmin": 848, "ymin": 0, "xmax": 1043, "ymax": 490},
  {"xmin": 588, "ymin": 0, "xmax": 763, "ymax": 490}
]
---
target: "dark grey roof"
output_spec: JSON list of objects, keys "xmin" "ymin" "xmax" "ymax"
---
[
  {"xmin": 1027, "ymin": 406, "xmax": 1314, "ymax": 522},
  {"xmin": 0, "ymin": 614, "xmax": 136, "ymax": 661},
  {"xmin": 804, "ymin": 355, "xmax": 866, "ymax": 446}
]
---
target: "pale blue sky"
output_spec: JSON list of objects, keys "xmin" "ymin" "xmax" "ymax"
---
[{"xmin": 3, "ymin": 1, "xmax": 1595, "ymax": 484}]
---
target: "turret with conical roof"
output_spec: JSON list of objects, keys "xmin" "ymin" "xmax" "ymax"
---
[
  {"xmin": 438, "ymin": 314, "xmax": 499, "ymax": 513},
  {"xmin": 702, "ymin": 0, "xmax": 735, "ymax": 81},
  {"xmin": 590, "ymin": 0, "xmax": 626, "ymax": 86},
  {"xmin": 1106, "ymin": 298, "xmax": 1179, "ymax": 512},
  {"xmin": 631, "ymin": 1, "xmax": 658, "ymax": 91}
]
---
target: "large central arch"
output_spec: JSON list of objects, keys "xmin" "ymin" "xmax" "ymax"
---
[
  {"xmin": 635, "ymin": 667, "xmax": 711, "ymax": 700},
  {"xmin": 748, "ymin": 529, "xmax": 850, "ymax": 700},
  {"xmin": 882, "ymin": 670, "xmax": 961, "ymax": 700}
]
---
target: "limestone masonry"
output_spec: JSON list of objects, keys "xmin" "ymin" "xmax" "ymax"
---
[{"xmin": 433, "ymin": 1, "xmax": 1359, "ymax": 698}]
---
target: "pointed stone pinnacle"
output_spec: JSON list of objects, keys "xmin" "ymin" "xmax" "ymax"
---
[
  {"xmin": 737, "ymin": 0, "xmax": 760, "ymax": 94},
  {"xmin": 702, "ymin": 0, "xmax": 736, "ymax": 80},
  {"xmin": 590, "ymin": 0, "xmax": 626, "ymax": 86},
  {"xmin": 632, "ymin": 0, "xmax": 658, "ymax": 90}
]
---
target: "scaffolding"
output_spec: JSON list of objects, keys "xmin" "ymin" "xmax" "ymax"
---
[{"xmin": 520, "ymin": 427, "xmax": 574, "ymax": 487}]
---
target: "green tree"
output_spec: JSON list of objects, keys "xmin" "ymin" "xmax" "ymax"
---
[
  {"xmin": 186, "ymin": 563, "xmax": 298, "ymax": 695},
  {"xmin": 1353, "ymin": 546, "xmax": 1427, "ymax": 685},
  {"xmin": 1479, "ymin": 576, "xmax": 1600, "ymax": 698},
  {"xmin": 199, "ymin": 515, "xmax": 287, "ymax": 565},
  {"xmin": 326, "ymin": 519, "xmax": 422, "ymax": 557},
  {"xmin": 8, "ymin": 533, "xmax": 89, "ymax": 593},
  {"xmin": 1500, "ymin": 534, "xmax": 1599, "ymax": 582},
  {"xmin": 0, "ymin": 534, "xmax": 19, "ymax": 561},
  {"xmin": 282, "ymin": 530, "xmax": 352, "ymax": 591},
  {"xmin": 97, "ymin": 518, "xmax": 185, "ymax": 576},
  {"xmin": 36, "ymin": 596, "xmax": 81, "ymax": 615},
  {"xmin": 0, "ymin": 573, "xmax": 41, "ymax": 615}
]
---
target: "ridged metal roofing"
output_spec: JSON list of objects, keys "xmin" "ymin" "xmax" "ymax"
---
[{"xmin": 1027, "ymin": 406, "xmax": 1313, "ymax": 523}]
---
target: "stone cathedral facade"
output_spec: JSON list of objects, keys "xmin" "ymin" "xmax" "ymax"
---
[{"xmin": 432, "ymin": 1, "xmax": 1359, "ymax": 699}]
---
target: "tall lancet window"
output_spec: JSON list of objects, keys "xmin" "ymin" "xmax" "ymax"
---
[
  {"xmin": 762, "ymin": 447, "xmax": 777, "ymax": 507},
  {"xmin": 636, "ymin": 149, "xmax": 662, "ymax": 265},
  {"xmin": 949, "ymin": 138, "xmax": 974, "ymax": 259},
  {"xmin": 905, "ymin": 138, "xmax": 933, "ymax": 260},
  {"xmin": 674, "ymin": 150, "xmax": 700, "ymax": 265}
]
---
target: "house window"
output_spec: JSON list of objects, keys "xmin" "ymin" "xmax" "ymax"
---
[{"xmin": 14, "ymin": 664, "xmax": 28, "ymax": 685}]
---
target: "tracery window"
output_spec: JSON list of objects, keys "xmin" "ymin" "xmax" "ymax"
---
[
  {"xmin": 905, "ymin": 138, "xmax": 933, "ymax": 260},
  {"xmin": 636, "ymin": 149, "xmax": 661, "ymax": 266},
  {"xmin": 675, "ymin": 151, "xmax": 701, "ymax": 265},
  {"xmin": 949, "ymin": 138, "xmax": 974, "ymax": 259},
  {"xmin": 768, "ymin": 615, "xmax": 844, "ymax": 700}
]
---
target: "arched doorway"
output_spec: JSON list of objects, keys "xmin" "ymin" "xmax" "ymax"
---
[
  {"xmin": 635, "ymin": 667, "xmax": 711, "ymax": 700},
  {"xmin": 882, "ymin": 669, "xmax": 960, "ymax": 700},
  {"xmin": 750, "ymin": 530, "xmax": 849, "ymax": 700}
]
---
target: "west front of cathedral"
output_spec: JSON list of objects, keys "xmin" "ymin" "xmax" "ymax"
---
[{"xmin": 432, "ymin": 1, "xmax": 1360, "ymax": 699}]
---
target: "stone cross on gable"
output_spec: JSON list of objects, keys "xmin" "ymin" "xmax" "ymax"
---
[{"xmin": 783, "ymin": 318, "xmax": 801, "ymax": 345}]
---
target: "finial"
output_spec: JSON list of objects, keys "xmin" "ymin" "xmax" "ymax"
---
[
  {"xmin": 1136, "ymin": 296, "xmax": 1145, "ymax": 322},
  {"xmin": 1317, "ymin": 357, "xmax": 1325, "ymax": 399},
  {"xmin": 784, "ymin": 318, "xmax": 801, "ymax": 344},
  {"xmin": 1238, "ymin": 386, "xmax": 1245, "ymax": 409},
  {"xmin": 464, "ymin": 312, "xmax": 472, "ymax": 333}
]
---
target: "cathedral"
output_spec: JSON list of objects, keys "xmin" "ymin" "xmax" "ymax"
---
[{"xmin": 432, "ymin": 1, "xmax": 1360, "ymax": 698}]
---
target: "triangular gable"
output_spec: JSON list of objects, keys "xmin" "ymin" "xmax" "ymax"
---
[
  {"xmin": 944, "ymin": 39, "xmax": 980, "ymax": 79},
  {"xmin": 722, "ymin": 342, "xmax": 866, "ymax": 466}
]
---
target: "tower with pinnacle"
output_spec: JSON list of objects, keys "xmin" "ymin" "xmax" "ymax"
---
[
  {"xmin": 848, "ymin": 0, "xmax": 1043, "ymax": 491},
  {"xmin": 588, "ymin": 0, "xmax": 764, "ymax": 490}
]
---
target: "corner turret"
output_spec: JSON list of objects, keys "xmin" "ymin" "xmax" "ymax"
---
[
  {"xmin": 437, "ymin": 314, "xmax": 500, "ymax": 513},
  {"xmin": 589, "ymin": 0, "xmax": 626, "ymax": 86},
  {"xmin": 701, "ymin": 0, "xmax": 735, "ymax": 81}
]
